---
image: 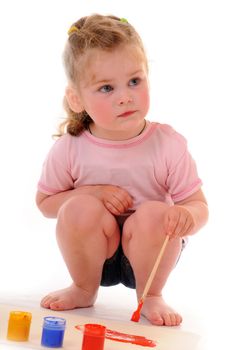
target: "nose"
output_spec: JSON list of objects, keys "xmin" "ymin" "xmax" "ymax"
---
[{"xmin": 117, "ymin": 90, "xmax": 133, "ymax": 105}]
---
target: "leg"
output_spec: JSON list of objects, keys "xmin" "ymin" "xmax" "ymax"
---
[
  {"xmin": 41, "ymin": 194, "xmax": 120, "ymax": 310},
  {"xmin": 122, "ymin": 201, "xmax": 183, "ymax": 326}
]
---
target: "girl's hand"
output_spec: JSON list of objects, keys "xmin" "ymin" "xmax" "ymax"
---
[
  {"xmin": 92, "ymin": 185, "xmax": 133, "ymax": 215},
  {"xmin": 164, "ymin": 205, "xmax": 195, "ymax": 239}
]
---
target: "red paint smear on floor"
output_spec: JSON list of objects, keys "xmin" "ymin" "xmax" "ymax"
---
[{"xmin": 75, "ymin": 325, "xmax": 156, "ymax": 347}]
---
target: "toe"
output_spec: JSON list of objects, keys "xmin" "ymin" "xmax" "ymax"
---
[
  {"xmin": 164, "ymin": 312, "xmax": 182, "ymax": 326},
  {"xmin": 41, "ymin": 297, "xmax": 51, "ymax": 308},
  {"xmin": 162, "ymin": 312, "xmax": 172, "ymax": 326},
  {"xmin": 41, "ymin": 296, "xmax": 58, "ymax": 309},
  {"xmin": 150, "ymin": 311, "xmax": 164, "ymax": 326},
  {"xmin": 49, "ymin": 301, "xmax": 65, "ymax": 311},
  {"xmin": 40, "ymin": 296, "xmax": 48, "ymax": 305},
  {"xmin": 49, "ymin": 298, "xmax": 73, "ymax": 311},
  {"xmin": 170, "ymin": 313, "xmax": 178, "ymax": 326},
  {"xmin": 175, "ymin": 313, "xmax": 183, "ymax": 326}
]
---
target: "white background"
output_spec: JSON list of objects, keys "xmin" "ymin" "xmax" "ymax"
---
[{"xmin": 0, "ymin": 0, "xmax": 225, "ymax": 316}]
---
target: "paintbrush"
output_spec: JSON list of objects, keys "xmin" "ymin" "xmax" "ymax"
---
[{"xmin": 131, "ymin": 235, "xmax": 169, "ymax": 322}]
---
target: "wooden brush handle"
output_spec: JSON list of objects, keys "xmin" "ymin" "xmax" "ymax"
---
[{"xmin": 141, "ymin": 235, "xmax": 169, "ymax": 301}]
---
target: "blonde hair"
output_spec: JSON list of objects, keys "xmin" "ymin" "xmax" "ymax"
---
[{"xmin": 58, "ymin": 14, "xmax": 147, "ymax": 137}]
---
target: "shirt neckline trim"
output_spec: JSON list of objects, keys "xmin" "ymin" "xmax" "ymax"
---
[{"xmin": 83, "ymin": 121, "xmax": 158, "ymax": 148}]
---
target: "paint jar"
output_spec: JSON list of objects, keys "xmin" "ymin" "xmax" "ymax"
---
[
  {"xmin": 82, "ymin": 324, "xmax": 106, "ymax": 350},
  {"xmin": 41, "ymin": 316, "xmax": 66, "ymax": 348},
  {"xmin": 7, "ymin": 311, "xmax": 32, "ymax": 341}
]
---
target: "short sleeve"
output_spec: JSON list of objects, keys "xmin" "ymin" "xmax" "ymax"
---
[
  {"xmin": 164, "ymin": 126, "xmax": 202, "ymax": 202},
  {"xmin": 37, "ymin": 135, "xmax": 75, "ymax": 195}
]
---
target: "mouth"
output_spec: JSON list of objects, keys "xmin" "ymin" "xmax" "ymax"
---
[{"xmin": 117, "ymin": 110, "xmax": 136, "ymax": 118}]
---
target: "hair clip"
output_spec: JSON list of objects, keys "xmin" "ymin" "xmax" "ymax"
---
[
  {"xmin": 67, "ymin": 25, "xmax": 79, "ymax": 36},
  {"xmin": 120, "ymin": 18, "xmax": 128, "ymax": 23}
]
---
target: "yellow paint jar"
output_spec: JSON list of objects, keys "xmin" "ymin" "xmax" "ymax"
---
[{"xmin": 7, "ymin": 311, "xmax": 32, "ymax": 341}]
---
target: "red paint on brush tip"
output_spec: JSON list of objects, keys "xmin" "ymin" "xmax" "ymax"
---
[
  {"xmin": 75, "ymin": 324, "xmax": 156, "ymax": 348},
  {"xmin": 131, "ymin": 300, "xmax": 144, "ymax": 322}
]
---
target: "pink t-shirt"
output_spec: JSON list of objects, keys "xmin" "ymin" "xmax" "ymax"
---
[{"xmin": 38, "ymin": 122, "xmax": 202, "ymax": 209}]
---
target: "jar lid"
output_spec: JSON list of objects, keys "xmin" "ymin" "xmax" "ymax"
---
[{"xmin": 43, "ymin": 317, "xmax": 66, "ymax": 330}]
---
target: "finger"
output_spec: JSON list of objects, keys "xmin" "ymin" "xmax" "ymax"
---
[
  {"xmin": 114, "ymin": 189, "xmax": 133, "ymax": 208},
  {"xmin": 183, "ymin": 221, "xmax": 194, "ymax": 236},
  {"xmin": 166, "ymin": 211, "xmax": 180, "ymax": 236},
  {"xmin": 111, "ymin": 195, "xmax": 128, "ymax": 213},
  {"xmin": 172, "ymin": 214, "xmax": 188, "ymax": 237},
  {"xmin": 171, "ymin": 214, "xmax": 194, "ymax": 238},
  {"xmin": 105, "ymin": 201, "xmax": 121, "ymax": 215},
  {"xmin": 112, "ymin": 191, "xmax": 133, "ymax": 212}
]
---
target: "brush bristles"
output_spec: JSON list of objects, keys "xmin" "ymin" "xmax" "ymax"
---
[
  {"xmin": 130, "ymin": 300, "xmax": 143, "ymax": 322},
  {"xmin": 131, "ymin": 311, "xmax": 140, "ymax": 322}
]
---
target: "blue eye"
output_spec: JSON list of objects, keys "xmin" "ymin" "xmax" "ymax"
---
[
  {"xmin": 129, "ymin": 78, "xmax": 140, "ymax": 86},
  {"xmin": 99, "ymin": 85, "xmax": 113, "ymax": 93}
]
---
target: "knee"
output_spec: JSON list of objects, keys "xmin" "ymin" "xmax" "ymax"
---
[
  {"xmin": 57, "ymin": 194, "xmax": 105, "ymax": 232},
  {"xmin": 123, "ymin": 201, "xmax": 169, "ymax": 242}
]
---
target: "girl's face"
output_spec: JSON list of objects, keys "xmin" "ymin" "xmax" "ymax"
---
[{"xmin": 69, "ymin": 45, "xmax": 150, "ymax": 140}]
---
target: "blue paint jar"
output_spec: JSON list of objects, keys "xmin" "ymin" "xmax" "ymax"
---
[{"xmin": 41, "ymin": 317, "xmax": 66, "ymax": 348}]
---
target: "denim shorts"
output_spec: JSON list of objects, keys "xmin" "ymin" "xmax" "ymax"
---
[
  {"xmin": 100, "ymin": 212, "xmax": 186, "ymax": 289},
  {"xmin": 100, "ymin": 213, "xmax": 136, "ymax": 289}
]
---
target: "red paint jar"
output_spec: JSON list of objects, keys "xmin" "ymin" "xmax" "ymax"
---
[{"xmin": 82, "ymin": 324, "xmax": 106, "ymax": 350}]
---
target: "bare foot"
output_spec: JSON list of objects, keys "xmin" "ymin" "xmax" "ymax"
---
[
  {"xmin": 40, "ymin": 284, "xmax": 98, "ymax": 311},
  {"xmin": 141, "ymin": 295, "xmax": 182, "ymax": 326}
]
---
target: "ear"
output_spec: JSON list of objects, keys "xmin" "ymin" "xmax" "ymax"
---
[{"xmin": 65, "ymin": 86, "xmax": 84, "ymax": 113}]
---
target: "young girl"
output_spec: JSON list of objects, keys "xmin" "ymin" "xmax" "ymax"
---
[{"xmin": 36, "ymin": 14, "xmax": 208, "ymax": 326}]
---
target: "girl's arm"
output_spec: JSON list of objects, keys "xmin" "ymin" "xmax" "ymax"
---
[
  {"xmin": 36, "ymin": 187, "xmax": 94, "ymax": 218},
  {"xmin": 36, "ymin": 185, "xmax": 133, "ymax": 218}
]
